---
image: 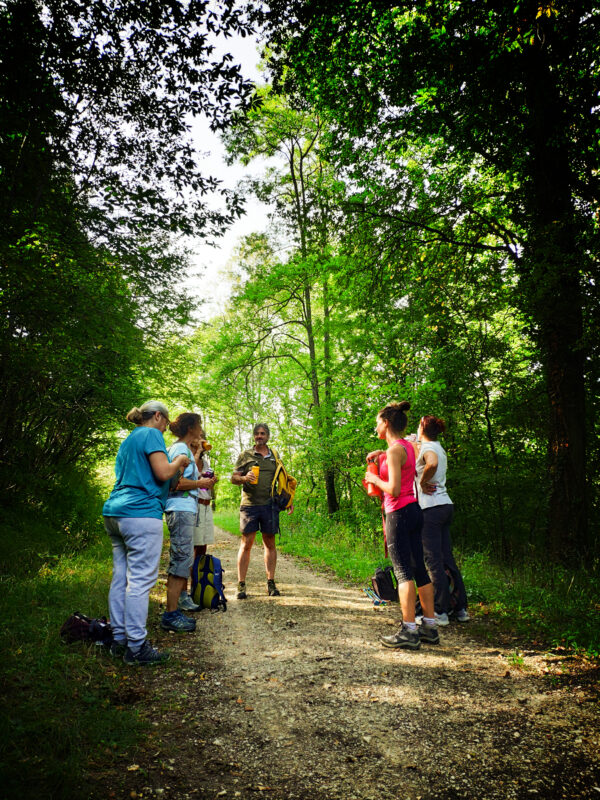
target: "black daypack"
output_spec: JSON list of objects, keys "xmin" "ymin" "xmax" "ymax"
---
[
  {"xmin": 371, "ymin": 566, "xmax": 398, "ymax": 602},
  {"xmin": 60, "ymin": 612, "xmax": 113, "ymax": 646}
]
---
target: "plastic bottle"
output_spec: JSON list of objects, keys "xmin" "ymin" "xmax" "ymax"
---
[{"xmin": 366, "ymin": 460, "xmax": 382, "ymax": 498}]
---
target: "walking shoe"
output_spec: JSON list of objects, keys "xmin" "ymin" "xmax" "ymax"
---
[
  {"xmin": 237, "ymin": 581, "xmax": 248, "ymax": 600},
  {"xmin": 123, "ymin": 640, "xmax": 170, "ymax": 666},
  {"xmin": 108, "ymin": 639, "xmax": 127, "ymax": 658},
  {"xmin": 435, "ymin": 612, "xmax": 450, "ymax": 626},
  {"xmin": 456, "ymin": 608, "xmax": 470, "ymax": 622},
  {"xmin": 419, "ymin": 622, "xmax": 440, "ymax": 645},
  {"xmin": 380, "ymin": 625, "xmax": 421, "ymax": 650},
  {"xmin": 178, "ymin": 591, "xmax": 202, "ymax": 612},
  {"xmin": 267, "ymin": 579, "xmax": 281, "ymax": 597},
  {"xmin": 160, "ymin": 610, "xmax": 196, "ymax": 633}
]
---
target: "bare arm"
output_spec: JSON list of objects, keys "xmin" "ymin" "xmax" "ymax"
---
[
  {"xmin": 231, "ymin": 470, "xmax": 256, "ymax": 486},
  {"xmin": 148, "ymin": 452, "xmax": 190, "ymax": 483},
  {"xmin": 177, "ymin": 476, "xmax": 218, "ymax": 491},
  {"xmin": 364, "ymin": 444, "xmax": 406, "ymax": 496},
  {"xmin": 420, "ymin": 449, "xmax": 438, "ymax": 495}
]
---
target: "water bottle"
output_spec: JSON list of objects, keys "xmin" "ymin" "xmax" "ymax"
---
[{"xmin": 366, "ymin": 460, "xmax": 382, "ymax": 498}]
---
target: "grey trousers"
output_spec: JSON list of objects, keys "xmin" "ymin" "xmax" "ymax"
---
[{"xmin": 421, "ymin": 504, "xmax": 468, "ymax": 615}]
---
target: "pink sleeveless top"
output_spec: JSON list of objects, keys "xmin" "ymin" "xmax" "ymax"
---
[{"xmin": 378, "ymin": 439, "xmax": 417, "ymax": 513}]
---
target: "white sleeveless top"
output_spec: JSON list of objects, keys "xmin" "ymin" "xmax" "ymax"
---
[{"xmin": 415, "ymin": 440, "xmax": 453, "ymax": 509}]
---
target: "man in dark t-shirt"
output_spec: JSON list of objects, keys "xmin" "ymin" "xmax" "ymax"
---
[{"xmin": 231, "ymin": 423, "xmax": 290, "ymax": 599}]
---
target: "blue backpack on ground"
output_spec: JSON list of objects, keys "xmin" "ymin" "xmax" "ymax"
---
[{"xmin": 191, "ymin": 553, "xmax": 227, "ymax": 611}]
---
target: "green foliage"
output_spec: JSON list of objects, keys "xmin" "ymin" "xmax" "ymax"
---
[
  {"xmin": 0, "ymin": 536, "xmax": 145, "ymax": 798},
  {"xmin": 260, "ymin": 0, "xmax": 600, "ymax": 555}
]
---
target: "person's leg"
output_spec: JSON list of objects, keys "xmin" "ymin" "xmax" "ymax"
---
[
  {"xmin": 386, "ymin": 509, "xmax": 417, "ymax": 622},
  {"xmin": 119, "ymin": 517, "xmax": 163, "ymax": 652},
  {"xmin": 165, "ymin": 511, "xmax": 195, "ymax": 612},
  {"xmin": 105, "ymin": 517, "xmax": 127, "ymax": 644},
  {"xmin": 440, "ymin": 506, "xmax": 468, "ymax": 611},
  {"xmin": 406, "ymin": 503, "xmax": 436, "ymax": 620},
  {"xmin": 237, "ymin": 532, "xmax": 257, "ymax": 582},
  {"xmin": 262, "ymin": 533, "xmax": 277, "ymax": 580},
  {"xmin": 397, "ymin": 578, "xmax": 417, "ymax": 622},
  {"xmin": 421, "ymin": 505, "xmax": 451, "ymax": 615}
]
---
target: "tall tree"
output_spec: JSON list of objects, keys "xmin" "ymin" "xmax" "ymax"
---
[
  {"xmin": 0, "ymin": 0, "xmax": 256, "ymax": 504},
  {"xmin": 223, "ymin": 89, "xmax": 344, "ymax": 513},
  {"xmin": 260, "ymin": 0, "xmax": 600, "ymax": 558}
]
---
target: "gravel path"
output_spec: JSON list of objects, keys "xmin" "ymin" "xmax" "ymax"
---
[{"xmin": 85, "ymin": 527, "xmax": 600, "ymax": 800}]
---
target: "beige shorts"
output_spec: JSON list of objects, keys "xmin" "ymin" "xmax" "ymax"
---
[{"xmin": 193, "ymin": 503, "xmax": 215, "ymax": 546}]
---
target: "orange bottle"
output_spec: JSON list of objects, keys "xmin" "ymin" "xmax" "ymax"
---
[{"xmin": 366, "ymin": 460, "xmax": 382, "ymax": 498}]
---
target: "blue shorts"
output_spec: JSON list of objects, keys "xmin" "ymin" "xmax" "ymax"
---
[
  {"xmin": 240, "ymin": 502, "xmax": 279, "ymax": 536},
  {"xmin": 165, "ymin": 510, "xmax": 195, "ymax": 577}
]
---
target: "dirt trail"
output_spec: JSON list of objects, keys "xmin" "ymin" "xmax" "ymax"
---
[{"xmin": 86, "ymin": 528, "xmax": 600, "ymax": 800}]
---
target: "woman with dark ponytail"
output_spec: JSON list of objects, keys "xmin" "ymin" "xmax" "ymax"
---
[
  {"xmin": 365, "ymin": 402, "xmax": 439, "ymax": 650},
  {"xmin": 415, "ymin": 415, "xmax": 469, "ymax": 624},
  {"xmin": 162, "ymin": 413, "xmax": 218, "ymax": 632}
]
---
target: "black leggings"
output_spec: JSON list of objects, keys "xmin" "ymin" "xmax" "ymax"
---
[{"xmin": 386, "ymin": 503, "xmax": 430, "ymax": 586}]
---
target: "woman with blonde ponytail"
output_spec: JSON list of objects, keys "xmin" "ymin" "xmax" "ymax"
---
[{"xmin": 103, "ymin": 401, "xmax": 190, "ymax": 666}]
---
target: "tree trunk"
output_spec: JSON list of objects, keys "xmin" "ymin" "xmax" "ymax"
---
[{"xmin": 524, "ymin": 46, "xmax": 589, "ymax": 561}]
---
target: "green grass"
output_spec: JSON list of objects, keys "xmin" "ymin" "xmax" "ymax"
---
[
  {"xmin": 216, "ymin": 506, "xmax": 600, "ymax": 657},
  {"xmin": 0, "ymin": 526, "xmax": 146, "ymax": 798}
]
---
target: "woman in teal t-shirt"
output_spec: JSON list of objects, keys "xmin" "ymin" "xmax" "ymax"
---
[{"xmin": 103, "ymin": 401, "xmax": 190, "ymax": 666}]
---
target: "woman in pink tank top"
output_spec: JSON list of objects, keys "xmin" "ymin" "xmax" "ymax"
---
[{"xmin": 365, "ymin": 401, "xmax": 438, "ymax": 650}]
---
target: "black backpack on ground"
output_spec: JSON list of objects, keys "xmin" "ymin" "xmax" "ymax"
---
[
  {"xmin": 60, "ymin": 612, "xmax": 113, "ymax": 646},
  {"xmin": 371, "ymin": 566, "xmax": 398, "ymax": 602}
]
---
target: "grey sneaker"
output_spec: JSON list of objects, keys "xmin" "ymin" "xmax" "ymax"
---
[
  {"xmin": 435, "ymin": 612, "xmax": 450, "ymax": 626},
  {"xmin": 419, "ymin": 622, "xmax": 440, "ymax": 645},
  {"xmin": 380, "ymin": 625, "xmax": 420, "ymax": 650},
  {"xmin": 267, "ymin": 579, "xmax": 280, "ymax": 597},
  {"xmin": 160, "ymin": 610, "xmax": 196, "ymax": 633},
  {"xmin": 237, "ymin": 581, "xmax": 248, "ymax": 600},
  {"xmin": 124, "ymin": 640, "xmax": 170, "ymax": 666},
  {"xmin": 178, "ymin": 591, "xmax": 202, "ymax": 612},
  {"xmin": 109, "ymin": 639, "xmax": 127, "ymax": 658},
  {"xmin": 456, "ymin": 608, "xmax": 470, "ymax": 622}
]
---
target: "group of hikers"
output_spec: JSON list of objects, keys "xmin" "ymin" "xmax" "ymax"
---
[{"xmin": 102, "ymin": 399, "xmax": 468, "ymax": 665}]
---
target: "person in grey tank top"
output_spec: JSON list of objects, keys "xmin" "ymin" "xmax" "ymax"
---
[{"xmin": 415, "ymin": 415, "xmax": 469, "ymax": 625}]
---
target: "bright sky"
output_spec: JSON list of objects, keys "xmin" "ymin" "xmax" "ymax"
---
[{"xmin": 183, "ymin": 32, "xmax": 269, "ymax": 319}]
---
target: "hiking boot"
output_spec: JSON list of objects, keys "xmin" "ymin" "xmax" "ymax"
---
[
  {"xmin": 178, "ymin": 591, "xmax": 202, "ymax": 612},
  {"xmin": 419, "ymin": 622, "xmax": 440, "ymax": 645},
  {"xmin": 124, "ymin": 640, "xmax": 170, "ymax": 666},
  {"xmin": 108, "ymin": 639, "xmax": 127, "ymax": 658},
  {"xmin": 456, "ymin": 608, "xmax": 470, "ymax": 622},
  {"xmin": 237, "ymin": 581, "xmax": 248, "ymax": 600},
  {"xmin": 435, "ymin": 612, "xmax": 450, "ymax": 626},
  {"xmin": 380, "ymin": 625, "xmax": 420, "ymax": 650},
  {"xmin": 267, "ymin": 579, "xmax": 280, "ymax": 597},
  {"xmin": 160, "ymin": 610, "xmax": 196, "ymax": 633}
]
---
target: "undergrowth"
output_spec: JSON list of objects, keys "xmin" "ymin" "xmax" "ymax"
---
[{"xmin": 0, "ymin": 495, "xmax": 146, "ymax": 798}]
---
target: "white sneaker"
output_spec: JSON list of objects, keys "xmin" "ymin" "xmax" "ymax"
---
[
  {"xmin": 434, "ymin": 612, "xmax": 450, "ymax": 626},
  {"xmin": 456, "ymin": 608, "xmax": 470, "ymax": 622}
]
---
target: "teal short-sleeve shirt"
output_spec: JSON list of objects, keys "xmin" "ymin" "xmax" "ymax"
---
[{"xmin": 103, "ymin": 426, "xmax": 170, "ymax": 520}]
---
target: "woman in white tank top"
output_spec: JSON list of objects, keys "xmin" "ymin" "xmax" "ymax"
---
[{"xmin": 415, "ymin": 416, "xmax": 469, "ymax": 624}]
